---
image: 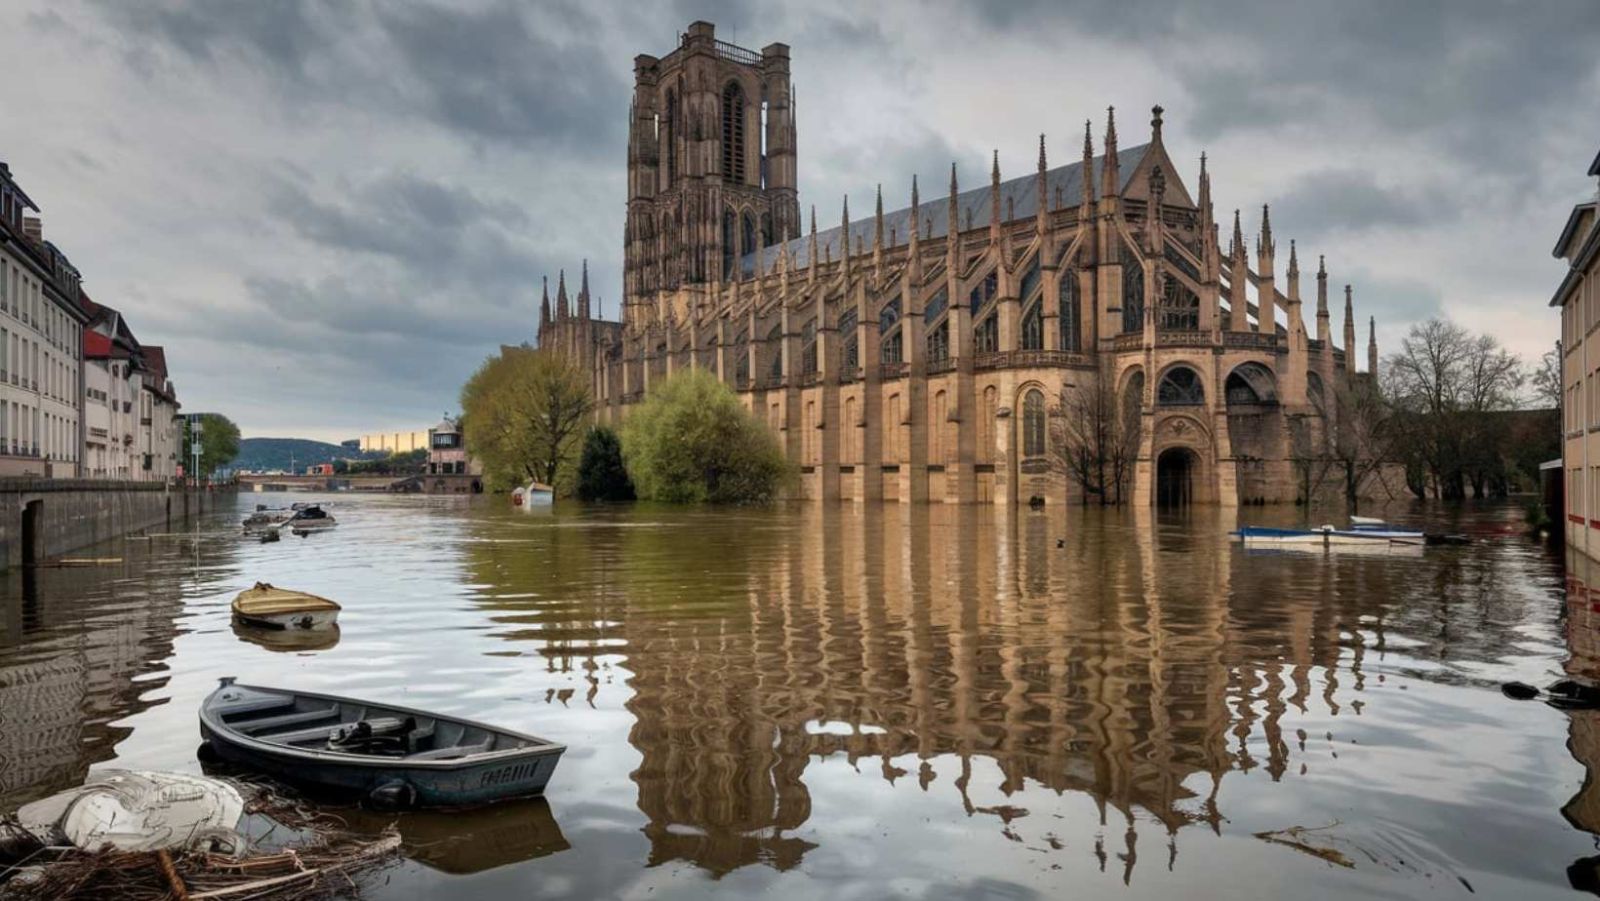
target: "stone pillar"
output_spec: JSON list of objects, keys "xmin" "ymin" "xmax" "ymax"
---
[
  {"xmin": 949, "ymin": 276, "xmax": 976, "ymax": 504},
  {"xmin": 903, "ymin": 282, "xmax": 928, "ymax": 504},
  {"xmin": 858, "ymin": 279, "xmax": 883, "ymax": 503},
  {"xmin": 818, "ymin": 295, "xmax": 841, "ymax": 502}
]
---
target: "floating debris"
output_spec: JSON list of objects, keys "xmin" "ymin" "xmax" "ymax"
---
[{"xmin": 1253, "ymin": 821, "xmax": 1355, "ymax": 868}]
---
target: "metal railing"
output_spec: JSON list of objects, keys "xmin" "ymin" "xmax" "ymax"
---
[
  {"xmin": 926, "ymin": 358, "xmax": 956, "ymax": 375},
  {"xmin": 1224, "ymin": 331, "xmax": 1280, "ymax": 350},
  {"xmin": 714, "ymin": 39, "xmax": 762, "ymax": 65}
]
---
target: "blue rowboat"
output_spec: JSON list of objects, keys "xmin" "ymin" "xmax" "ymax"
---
[{"xmin": 198, "ymin": 678, "xmax": 564, "ymax": 809}]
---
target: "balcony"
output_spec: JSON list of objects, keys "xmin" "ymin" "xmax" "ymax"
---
[
  {"xmin": 926, "ymin": 357, "xmax": 956, "ymax": 375},
  {"xmin": 1224, "ymin": 331, "xmax": 1281, "ymax": 351},
  {"xmin": 1111, "ymin": 334, "xmax": 1145, "ymax": 352},
  {"xmin": 1155, "ymin": 330, "xmax": 1212, "ymax": 349},
  {"xmin": 974, "ymin": 350, "xmax": 1096, "ymax": 371},
  {"xmin": 878, "ymin": 362, "xmax": 908, "ymax": 381},
  {"xmin": 797, "ymin": 371, "xmax": 821, "ymax": 388}
]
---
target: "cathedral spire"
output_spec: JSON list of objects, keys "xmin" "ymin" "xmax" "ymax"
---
[
  {"xmin": 1257, "ymin": 204, "xmax": 1275, "ymax": 260},
  {"xmin": 556, "ymin": 269, "xmax": 569, "ymax": 320},
  {"xmin": 539, "ymin": 275, "xmax": 551, "ymax": 334},
  {"xmin": 840, "ymin": 194, "xmax": 851, "ymax": 277},
  {"xmin": 579, "ymin": 259, "xmax": 591, "ymax": 319},
  {"xmin": 1286, "ymin": 240, "xmax": 1301, "ymax": 306},
  {"xmin": 1080, "ymin": 119, "xmax": 1095, "ymax": 211},
  {"xmin": 1035, "ymin": 134, "xmax": 1050, "ymax": 233},
  {"xmin": 1230, "ymin": 209, "xmax": 1244, "ymax": 262},
  {"xmin": 948, "ymin": 161, "xmax": 961, "ymax": 262},
  {"xmin": 989, "ymin": 149, "xmax": 1004, "ymax": 246},
  {"xmin": 1150, "ymin": 105, "xmax": 1164, "ymax": 146},
  {"xmin": 1315, "ymin": 254, "xmax": 1330, "ymax": 343},
  {"xmin": 1343, "ymin": 284, "xmax": 1357, "ymax": 378},
  {"xmin": 910, "ymin": 174, "xmax": 921, "ymax": 244},
  {"xmin": 874, "ymin": 184, "xmax": 884, "ymax": 251},
  {"xmin": 1368, "ymin": 315, "xmax": 1379, "ymax": 376},
  {"xmin": 808, "ymin": 205, "xmax": 819, "ymax": 282},
  {"xmin": 1100, "ymin": 106, "xmax": 1120, "ymax": 200}
]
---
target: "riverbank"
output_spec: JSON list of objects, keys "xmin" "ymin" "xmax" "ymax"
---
[{"xmin": 0, "ymin": 479, "xmax": 233, "ymax": 569}]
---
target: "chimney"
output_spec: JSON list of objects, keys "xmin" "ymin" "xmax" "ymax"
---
[{"xmin": 22, "ymin": 216, "xmax": 41, "ymax": 245}]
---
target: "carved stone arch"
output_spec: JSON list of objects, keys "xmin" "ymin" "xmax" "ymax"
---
[
  {"xmin": 1155, "ymin": 362, "xmax": 1207, "ymax": 407},
  {"xmin": 1225, "ymin": 360, "xmax": 1279, "ymax": 406}
]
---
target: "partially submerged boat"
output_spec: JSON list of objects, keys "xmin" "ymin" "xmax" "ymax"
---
[
  {"xmin": 1233, "ymin": 515, "xmax": 1425, "ymax": 548},
  {"xmin": 231, "ymin": 582, "xmax": 341, "ymax": 630},
  {"xmin": 286, "ymin": 504, "xmax": 338, "ymax": 533},
  {"xmin": 512, "ymin": 483, "xmax": 554, "ymax": 508},
  {"xmin": 198, "ymin": 678, "xmax": 565, "ymax": 808}
]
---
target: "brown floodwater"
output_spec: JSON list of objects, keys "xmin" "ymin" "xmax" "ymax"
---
[{"xmin": 0, "ymin": 494, "xmax": 1595, "ymax": 898}]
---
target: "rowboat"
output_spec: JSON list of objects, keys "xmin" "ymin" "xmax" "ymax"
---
[
  {"xmin": 1233, "ymin": 515, "xmax": 1425, "ymax": 548},
  {"xmin": 231, "ymin": 583, "xmax": 341, "ymax": 630},
  {"xmin": 287, "ymin": 505, "xmax": 338, "ymax": 532},
  {"xmin": 198, "ymin": 679, "xmax": 566, "ymax": 809}
]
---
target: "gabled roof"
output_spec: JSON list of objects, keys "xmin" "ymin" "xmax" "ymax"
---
[
  {"xmin": 746, "ymin": 143, "xmax": 1153, "ymax": 272},
  {"xmin": 82, "ymin": 330, "xmax": 113, "ymax": 358},
  {"xmin": 1553, "ymin": 202, "xmax": 1596, "ymax": 258},
  {"xmin": 142, "ymin": 345, "xmax": 168, "ymax": 380},
  {"xmin": 1590, "ymin": 147, "xmax": 1600, "ymax": 178}
]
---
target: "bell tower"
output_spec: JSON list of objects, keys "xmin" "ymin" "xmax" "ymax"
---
[{"xmin": 624, "ymin": 21, "xmax": 798, "ymax": 331}]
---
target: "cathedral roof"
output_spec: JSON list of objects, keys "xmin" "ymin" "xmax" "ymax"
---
[{"xmin": 745, "ymin": 143, "xmax": 1151, "ymax": 274}]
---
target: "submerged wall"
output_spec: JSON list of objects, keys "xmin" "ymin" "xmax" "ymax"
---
[{"xmin": 0, "ymin": 480, "xmax": 233, "ymax": 569}]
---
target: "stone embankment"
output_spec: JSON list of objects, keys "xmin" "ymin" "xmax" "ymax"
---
[{"xmin": 0, "ymin": 479, "xmax": 232, "ymax": 569}]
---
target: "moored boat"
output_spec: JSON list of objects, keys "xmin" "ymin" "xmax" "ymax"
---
[
  {"xmin": 231, "ymin": 582, "xmax": 341, "ymax": 630},
  {"xmin": 1233, "ymin": 516, "xmax": 1425, "ymax": 548},
  {"xmin": 198, "ymin": 679, "xmax": 565, "ymax": 809}
]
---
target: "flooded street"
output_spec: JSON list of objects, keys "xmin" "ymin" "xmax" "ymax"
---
[{"xmin": 0, "ymin": 494, "xmax": 1595, "ymax": 899}]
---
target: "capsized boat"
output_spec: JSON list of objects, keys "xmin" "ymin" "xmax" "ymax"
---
[
  {"xmin": 286, "ymin": 504, "xmax": 338, "ymax": 532},
  {"xmin": 1232, "ymin": 515, "xmax": 1425, "ymax": 548},
  {"xmin": 198, "ymin": 678, "xmax": 565, "ymax": 809},
  {"xmin": 231, "ymin": 582, "xmax": 341, "ymax": 630}
]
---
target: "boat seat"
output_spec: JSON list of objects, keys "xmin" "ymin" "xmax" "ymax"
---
[
  {"xmin": 217, "ymin": 695, "xmax": 297, "ymax": 722},
  {"xmin": 233, "ymin": 707, "xmax": 341, "ymax": 736},
  {"xmin": 408, "ymin": 740, "xmax": 492, "ymax": 761}
]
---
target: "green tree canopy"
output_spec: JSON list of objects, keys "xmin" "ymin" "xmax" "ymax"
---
[
  {"xmin": 619, "ymin": 368, "xmax": 790, "ymax": 504},
  {"xmin": 184, "ymin": 413, "xmax": 240, "ymax": 479},
  {"xmin": 576, "ymin": 426, "xmax": 635, "ymax": 502},
  {"xmin": 460, "ymin": 347, "xmax": 593, "ymax": 492}
]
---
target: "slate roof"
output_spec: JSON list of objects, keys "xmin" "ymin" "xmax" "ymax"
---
[{"xmin": 745, "ymin": 143, "xmax": 1151, "ymax": 274}]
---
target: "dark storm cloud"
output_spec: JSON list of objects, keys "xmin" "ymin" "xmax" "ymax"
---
[
  {"xmin": 5, "ymin": 0, "xmax": 1591, "ymax": 437},
  {"xmin": 91, "ymin": 0, "xmax": 628, "ymax": 150}
]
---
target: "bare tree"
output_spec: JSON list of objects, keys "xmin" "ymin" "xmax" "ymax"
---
[
  {"xmin": 1383, "ymin": 318, "xmax": 1525, "ymax": 499},
  {"xmin": 1532, "ymin": 343, "xmax": 1561, "ymax": 410},
  {"xmin": 1052, "ymin": 370, "xmax": 1139, "ymax": 504}
]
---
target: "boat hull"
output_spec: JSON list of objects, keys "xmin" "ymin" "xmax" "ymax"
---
[
  {"xmin": 199, "ymin": 682, "xmax": 564, "ymax": 808},
  {"xmin": 233, "ymin": 609, "xmax": 339, "ymax": 630}
]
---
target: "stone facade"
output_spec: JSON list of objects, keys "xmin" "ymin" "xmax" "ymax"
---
[
  {"xmin": 1555, "ymin": 145, "xmax": 1600, "ymax": 555},
  {"xmin": 538, "ymin": 21, "xmax": 1379, "ymax": 506}
]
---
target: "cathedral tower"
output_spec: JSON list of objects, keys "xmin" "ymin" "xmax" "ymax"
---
[{"xmin": 624, "ymin": 21, "xmax": 799, "ymax": 330}]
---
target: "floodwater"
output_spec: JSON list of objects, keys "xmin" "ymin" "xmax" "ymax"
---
[{"xmin": 0, "ymin": 494, "xmax": 1596, "ymax": 899}]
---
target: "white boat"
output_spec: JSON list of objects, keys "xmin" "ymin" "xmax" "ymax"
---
[
  {"xmin": 232, "ymin": 582, "xmax": 341, "ymax": 630},
  {"xmin": 1233, "ymin": 516, "xmax": 1425, "ymax": 548},
  {"xmin": 513, "ymin": 483, "xmax": 554, "ymax": 509}
]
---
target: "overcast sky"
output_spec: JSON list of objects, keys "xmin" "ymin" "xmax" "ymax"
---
[{"xmin": 3, "ymin": 1, "xmax": 1597, "ymax": 441}]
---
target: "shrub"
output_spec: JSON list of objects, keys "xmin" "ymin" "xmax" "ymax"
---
[
  {"xmin": 575, "ymin": 426, "xmax": 635, "ymax": 502},
  {"xmin": 620, "ymin": 369, "xmax": 791, "ymax": 504}
]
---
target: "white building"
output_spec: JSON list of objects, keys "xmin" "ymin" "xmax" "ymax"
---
[
  {"xmin": 0, "ymin": 163, "xmax": 86, "ymax": 477},
  {"xmin": 82, "ymin": 298, "xmax": 178, "ymax": 481}
]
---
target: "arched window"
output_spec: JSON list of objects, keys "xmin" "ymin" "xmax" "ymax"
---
[
  {"xmin": 722, "ymin": 82, "xmax": 746, "ymax": 183},
  {"xmin": 801, "ymin": 318, "xmax": 817, "ymax": 375},
  {"xmin": 881, "ymin": 330, "xmax": 903, "ymax": 365},
  {"xmin": 722, "ymin": 208, "xmax": 736, "ymax": 280},
  {"xmin": 1225, "ymin": 362, "xmax": 1279, "ymax": 405},
  {"xmin": 979, "ymin": 386, "xmax": 998, "ymax": 462},
  {"xmin": 843, "ymin": 396, "xmax": 857, "ymax": 463},
  {"xmin": 1060, "ymin": 272, "xmax": 1080, "ymax": 351},
  {"xmin": 975, "ymin": 314, "xmax": 998, "ymax": 353},
  {"xmin": 1307, "ymin": 370, "xmax": 1325, "ymax": 413},
  {"xmin": 664, "ymin": 89, "xmax": 678, "ymax": 185},
  {"xmin": 1022, "ymin": 389, "xmax": 1046, "ymax": 457},
  {"xmin": 1020, "ymin": 302, "xmax": 1043, "ymax": 350},
  {"xmin": 742, "ymin": 213, "xmax": 757, "ymax": 264},
  {"xmin": 1159, "ymin": 274, "xmax": 1201, "ymax": 331},
  {"xmin": 1122, "ymin": 257, "xmax": 1145, "ymax": 333},
  {"xmin": 1156, "ymin": 366, "xmax": 1205, "ymax": 406},
  {"xmin": 926, "ymin": 321, "xmax": 949, "ymax": 362},
  {"xmin": 931, "ymin": 390, "xmax": 947, "ymax": 462},
  {"xmin": 760, "ymin": 212, "xmax": 773, "ymax": 248}
]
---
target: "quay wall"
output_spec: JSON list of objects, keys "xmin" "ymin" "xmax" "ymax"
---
[{"xmin": 0, "ymin": 480, "xmax": 233, "ymax": 569}]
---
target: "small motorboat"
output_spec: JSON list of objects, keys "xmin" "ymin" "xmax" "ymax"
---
[
  {"xmin": 231, "ymin": 582, "xmax": 341, "ymax": 630},
  {"xmin": 1233, "ymin": 515, "xmax": 1425, "ymax": 548},
  {"xmin": 199, "ymin": 679, "xmax": 565, "ymax": 809},
  {"xmin": 241, "ymin": 510, "xmax": 291, "ymax": 531},
  {"xmin": 286, "ymin": 504, "xmax": 338, "ymax": 532}
]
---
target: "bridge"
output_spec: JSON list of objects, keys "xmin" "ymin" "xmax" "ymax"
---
[{"xmin": 236, "ymin": 473, "xmax": 483, "ymax": 494}]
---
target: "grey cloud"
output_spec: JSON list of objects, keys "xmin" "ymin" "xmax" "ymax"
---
[{"xmin": 1267, "ymin": 169, "xmax": 1457, "ymax": 238}]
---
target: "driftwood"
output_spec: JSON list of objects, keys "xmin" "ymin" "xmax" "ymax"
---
[{"xmin": 1, "ymin": 784, "xmax": 401, "ymax": 900}]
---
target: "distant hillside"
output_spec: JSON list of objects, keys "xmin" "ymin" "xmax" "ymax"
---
[{"xmin": 234, "ymin": 437, "xmax": 380, "ymax": 472}]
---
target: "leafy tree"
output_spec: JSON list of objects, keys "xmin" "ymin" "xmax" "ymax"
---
[
  {"xmin": 183, "ymin": 413, "xmax": 240, "ymax": 479},
  {"xmin": 619, "ymin": 368, "xmax": 790, "ymax": 503},
  {"xmin": 576, "ymin": 426, "xmax": 635, "ymax": 502},
  {"xmin": 460, "ymin": 347, "xmax": 593, "ymax": 492}
]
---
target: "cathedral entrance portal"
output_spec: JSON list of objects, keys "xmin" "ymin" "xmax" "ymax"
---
[{"xmin": 1156, "ymin": 447, "xmax": 1197, "ymax": 507}]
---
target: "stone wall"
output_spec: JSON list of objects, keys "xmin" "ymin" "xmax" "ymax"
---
[{"xmin": 0, "ymin": 479, "xmax": 232, "ymax": 570}]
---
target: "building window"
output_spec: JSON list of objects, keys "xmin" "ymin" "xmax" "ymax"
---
[
  {"xmin": 1156, "ymin": 366, "xmax": 1205, "ymax": 406},
  {"xmin": 881, "ymin": 330, "xmax": 902, "ymax": 365},
  {"xmin": 974, "ymin": 314, "xmax": 998, "ymax": 353},
  {"xmin": 1122, "ymin": 257, "xmax": 1144, "ymax": 333},
  {"xmin": 926, "ymin": 321, "xmax": 949, "ymax": 362},
  {"xmin": 1060, "ymin": 273, "xmax": 1080, "ymax": 351},
  {"xmin": 1020, "ymin": 302, "xmax": 1043, "ymax": 351},
  {"xmin": 722, "ymin": 81, "xmax": 746, "ymax": 183},
  {"xmin": 1022, "ymin": 389, "xmax": 1045, "ymax": 457}
]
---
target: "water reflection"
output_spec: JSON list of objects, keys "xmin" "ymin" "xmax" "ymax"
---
[
  {"xmin": 0, "ymin": 496, "xmax": 1594, "ymax": 898},
  {"xmin": 465, "ymin": 501, "xmax": 1565, "ymax": 887}
]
